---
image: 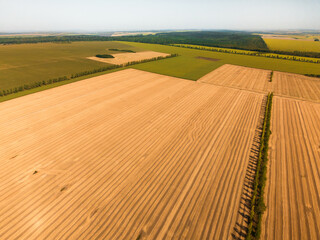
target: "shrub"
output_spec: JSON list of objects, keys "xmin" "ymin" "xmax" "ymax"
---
[{"xmin": 95, "ymin": 54, "xmax": 114, "ymax": 58}]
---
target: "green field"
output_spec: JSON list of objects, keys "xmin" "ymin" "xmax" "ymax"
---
[
  {"xmin": 124, "ymin": 42, "xmax": 320, "ymax": 80},
  {"xmin": 264, "ymin": 38, "xmax": 320, "ymax": 53},
  {"xmin": 0, "ymin": 41, "xmax": 141, "ymax": 89}
]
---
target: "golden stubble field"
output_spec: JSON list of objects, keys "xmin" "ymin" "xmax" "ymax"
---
[
  {"xmin": 200, "ymin": 64, "xmax": 320, "ymax": 102},
  {"xmin": 262, "ymin": 97, "xmax": 320, "ymax": 240},
  {"xmin": 0, "ymin": 69, "xmax": 264, "ymax": 239},
  {"xmin": 1, "ymin": 63, "xmax": 320, "ymax": 239}
]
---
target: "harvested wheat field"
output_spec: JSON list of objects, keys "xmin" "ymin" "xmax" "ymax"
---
[
  {"xmin": 199, "ymin": 64, "xmax": 272, "ymax": 93},
  {"xmin": 271, "ymin": 72, "xmax": 320, "ymax": 102},
  {"xmin": 0, "ymin": 68, "xmax": 264, "ymax": 239},
  {"xmin": 198, "ymin": 64, "xmax": 320, "ymax": 102},
  {"xmin": 87, "ymin": 51, "xmax": 169, "ymax": 65},
  {"xmin": 262, "ymin": 97, "xmax": 320, "ymax": 240}
]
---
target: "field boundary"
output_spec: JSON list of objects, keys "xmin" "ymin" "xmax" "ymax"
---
[
  {"xmin": 245, "ymin": 92, "xmax": 273, "ymax": 240},
  {"xmin": 231, "ymin": 94, "xmax": 266, "ymax": 239}
]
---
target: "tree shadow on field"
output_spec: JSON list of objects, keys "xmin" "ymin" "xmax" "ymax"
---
[{"xmin": 231, "ymin": 96, "xmax": 267, "ymax": 240}]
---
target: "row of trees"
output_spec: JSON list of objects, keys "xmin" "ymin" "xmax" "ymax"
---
[
  {"xmin": 0, "ymin": 54, "xmax": 178, "ymax": 98},
  {"xmin": 269, "ymin": 71, "xmax": 274, "ymax": 82},
  {"xmin": 175, "ymin": 44, "xmax": 320, "ymax": 64},
  {"xmin": 109, "ymin": 48, "xmax": 135, "ymax": 53},
  {"xmin": 246, "ymin": 93, "xmax": 273, "ymax": 240},
  {"xmin": 305, "ymin": 74, "xmax": 320, "ymax": 78}
]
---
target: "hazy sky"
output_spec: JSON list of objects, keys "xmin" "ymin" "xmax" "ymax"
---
[{"xmin": 0, "ymin": 0, "xmax": 319, "ymax": 32}]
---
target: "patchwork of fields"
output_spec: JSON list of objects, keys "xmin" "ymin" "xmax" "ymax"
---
[
  {"xmin": 0, "ymin": 69, "xmax": 264, "ymax": 239},
  {"xmin": 0, "ymin": 41, "xmax": 142, "ymax": 89},
  {"xmin": 200, "ymin": 64, "xmax": 320, "ymax": 102},
  {"xmin": 1, "ymin": 38, "xmax": 320, "ymax": 239},
  {"xmin": 1, "ymin": 41, "xmax": 320, "ymax": 95}
]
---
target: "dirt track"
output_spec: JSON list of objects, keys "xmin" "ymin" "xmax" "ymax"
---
[
  {"xmin": 0, "ymin": 69, "xmax": 263, "ymax": 239},
  {"xmin": 87, "ymin": 51, "xmax": 169, "ymax": 65},
  {"xmin": 262, "ymin": 97, "xmax": 320, "ymax": 240}
]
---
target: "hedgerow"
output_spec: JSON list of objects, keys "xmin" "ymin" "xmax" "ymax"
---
[
  {"xmin": 173, "ymin": 44, "xmax": 320, "ymax": 64},
  {"xmin": 269, "ymin": 71, "xmax": 273, "ymax": 82},
  {"xmin": 246, "ymin": 92, "xmax": 273, "ymax": 240}
]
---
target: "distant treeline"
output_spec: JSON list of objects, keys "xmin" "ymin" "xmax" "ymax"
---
[
  {"xmin": 0, "ymin": 35, "xmax": 111, "ymax": 44},
  {"xmin": 1, "ymin": 32, "xmax": 319, "ymax": 59},
  {"xmin": 0, "ymin": 54, "xmax": 178, "ymax": 98},
  {"xmin": 0, "ymin": 31, "xmax": 268, "ymax": 51}
]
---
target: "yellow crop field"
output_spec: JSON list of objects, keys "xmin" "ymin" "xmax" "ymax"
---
[{"xmin": 264, "ymin": 38, "xmax": 320, "ymax": 53}]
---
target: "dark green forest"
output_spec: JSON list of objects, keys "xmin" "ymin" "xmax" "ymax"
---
[{"xmin": 114, "ymin": 31, "xmax": 269, "ymax": 51}]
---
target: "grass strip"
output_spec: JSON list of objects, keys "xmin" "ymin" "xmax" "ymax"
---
[{"xmin": 246, "ymin": 92, "xmax": 273, "ymax": 240}]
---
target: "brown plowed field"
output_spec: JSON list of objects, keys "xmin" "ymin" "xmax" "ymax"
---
[
  {"xmin": 87, "ymin": 51, "xmax": 169, "ymax": 65},
  {"xmin": 198, "ymin": 64, "xmax": 272, "ymax": 93},
  {"xmin": 272, "ymin": 71, "xmax": 320, "ymax": 102},
  {"xmin": 262, "ymin": 97, "xmax": 320, "ymax": 240},
  {"xmin": 0, "ymin": 69, "xmax": 264, "ymax": 239}
]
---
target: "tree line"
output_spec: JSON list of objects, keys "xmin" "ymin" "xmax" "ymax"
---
[
  {"xmin": 305, "ymin": 74, "xmax": 320, "ymax": 78},
  {"xmin": 0, "ymin": 54, "xmax": 178, "ymax": 98},
  {"xmin": 246, "ymin": 93, "xmax": 273, "ymax": 240},
  {"xmin": 175, "ymin": 44, "xmax": 320, "ymax": 64},
  {"xmin": 109, "ymin": 48, "xmax": 135, "ymax": 53}
]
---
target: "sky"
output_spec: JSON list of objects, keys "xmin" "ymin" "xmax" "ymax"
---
[{"xmin": 0, "ymin": 0, "xmax": 319, "ymax": 32}]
